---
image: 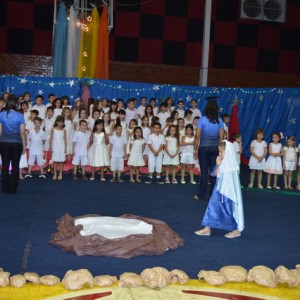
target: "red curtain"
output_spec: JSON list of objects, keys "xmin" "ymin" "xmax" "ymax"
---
[{"xmin": 95, "ymin": 5, "xmax": 109, "ymax": 79}]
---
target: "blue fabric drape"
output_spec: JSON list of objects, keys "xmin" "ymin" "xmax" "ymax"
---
[
  {"xmin": 53, "ymin": 3, "xmax": 68, "ymax": 77},
  {"xmin": 0, "ymin": 75, "xmax": 299, "ymax": 159}
]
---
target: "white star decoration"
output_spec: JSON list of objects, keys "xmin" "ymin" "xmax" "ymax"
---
[
  {"xmin": 212, "ymin": 87, "xmax": 218, "ymax": 93},
  {"xmin": 286, "ymin": 98, "xmax": 292, "ymax": 105},
  {"xmin": 219, "ymin": 107, "xmax": 224, "ymax": 113},
  {"xmin": 172, "ymin": 87, "xmax": 177, "ymax": 92},
  {"xmin": 49, "ymin": 82, "xmax": 55, "ymax": 87},
  {"xmin": 112, "ymin": 98, "xmax": 117, "ymax": 102},
  {"xmin": 289, "ymin": 118, "xmax": 296, "ymax": 125},
  {"xmin": 68, "ymin": 80, "xmax": 75, "ymax": 87},
  {"xmin": 259, "ymin": 94, "xmax": 264, "ymax": 101},
  {"xmin": 277, "ymin": 89, "xmax": 283, "ymax": 94},
  {"xmin": 153, "ymin": 85, "xmax": 160, "ymax": 91},
  {"xmin": 186, "ymin": 95, "xmax": 191, "ymax": 102},
  {"xmin": 38, "ymin": 89, "xmax": 43, "ymax": 95},
  {"xmin": 20, "ymin": 78, "xmax": 28, "ymax": 84},
  {"xmin": 70, "ymin": 96, "xmax": 74, "ymax": 99},
  {"xmin": 266, "ymin": 118, "xmax": 271, "ymax": 124},
  {"xmin": 117, "ymin": 85, "xmax": 122, "ymax": 89},
  {"xmin": 11, "ymin": 86, "xmax": 15, "ymax": 90}
]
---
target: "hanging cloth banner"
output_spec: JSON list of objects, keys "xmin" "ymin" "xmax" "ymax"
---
[
  {"xmin": 53, "ymin": 3, "xmax": 68, "ymax": 77},
  {"xmin": 77, "ymin": 7, "xmax": 100, "ymax": 78},
  {"xmin": 95, "ymin": 4, "xmax": 109, "ymax": 79},
  {"xmin": 66, "ymin": 5, "xmax": 82, "ymax": 78}
]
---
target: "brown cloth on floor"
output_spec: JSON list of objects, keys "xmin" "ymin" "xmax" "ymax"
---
[{"xmin": 49, "ymin": 213, "xmax": 184, "ymax": 258}]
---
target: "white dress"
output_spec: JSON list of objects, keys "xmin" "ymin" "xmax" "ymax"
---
[
  {"xmin": 64, "ymin": 119, "xmax": 74, "ymax": 155},
  {"xmin": 51, "ymin": 129, "xmax": 66, "ymax": 162},
  {"xmin": 163, "ymin": 136, "xmax": 179, "ymax": 165},
  {"xmin": 265, "ymin": 143, "xmax": 282, "ymax": 174},
  {"xmin": 248, "ymin": 140, "xmax": 267, "ymax": 170},
  {"xmin": 181, "ymin": 136, "xmax": 194, "ymax": 164},
  {"xmin": 141, "ymin": 126, "xmax": 151, "ymax": 156},
  {"xmin": 88, "ymin": 132, "xmax": 110, "ymax": 167},
  {"xmin": 127, "ymin": 139, "xmax": 145, "ymax": 167}
]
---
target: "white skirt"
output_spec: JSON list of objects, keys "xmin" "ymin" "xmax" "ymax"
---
[
  {"xmin": 265, "ymin": 156, "xmax": 282, "ymax": 174},
  {"xmin": 249, "ymin": 155, "xmax": 266, "ymax": 170},
  {"xmin": 181, "ymin": 152, "xmax": 194, "ymax": 165}
]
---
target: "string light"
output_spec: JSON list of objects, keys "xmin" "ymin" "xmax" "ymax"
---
[{"xmin": 83, "ymin": 51, "xmax": 88, "ymax": 57}]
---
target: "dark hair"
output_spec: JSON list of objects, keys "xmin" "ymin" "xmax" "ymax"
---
[
  {"xmin": 133, "ymin": 126, "xmax": 144, "ymax": 140},
  {"xmin": 233, "ymin": 132, "xmax": 241, "ymax": 140},
  {"xmin": 115, "ymin": 109, "xmax": 126, "ymax": 126},
  {"xmin": 62, "ymin": 107, "xmax": 71, "ymax": 119},
  {"xmin": 61, "ymin": 96, "xmax": 70, "ymax": 105},
  {"xmin": 48, "ymin": 93, "xmax": 55, "ymax": 99},
  {"xmin": 109, "ymin": 102, "xmax": 117, "ymax": 113},
  {"xmin": 191, "ymin": 99, "xmax": 197, "ymax": 103},
  {"xmin": 53, "ymin": 98, "xmax": 62, "ymax": 108},
  {"xmin": 166, "ymin": 125, "xmax": 180, "ymax": 144},
  {"xmin": 152, "ymin": 122, "xmax": 161, "ymax": 129},
  {"xmin": 254, "ymin": 128, "xmax": 264, "ymax": 139},
  {"xmin": 185, "ymin": 124, "xmax": 194, "ymax": 135},
  {"xmin": 271, "ymin": 131, "xmax": 281, "ymax": 139},
  {"xmin": 47, "ymin": 106, "xmax": 54, "ymax": 111},
  {"xmin": 204, "ymin": 100, "xmax": 220, "ymax": 124},
  {"xmin": 184, "ymin": 109, "xmax": 192, "ymax": 117},
  {"xmin": 93, "ymin": 119, "xmax": 104, "ymax": 133},
  {"xmin": 54, "ymin": 116, "xmax": 65, "ymax": 128},
  {"xmin": 114, "ymin": 124, "xmax": 122, "ymax": 131},
  {"xmin": 92, "ymin": 109, "xmax": 101, "ymax": 118},
  {"xmin": 160, "ymin": 102, "xmax": 168, "ymax": 108},
  {"xmin": 151, "ymin": 116, "xmax": 159, "ymax": 127},
  {"xmin": 144, "ymin": 105, "xmax": 153, "ymax": 117},
  {"xmin": 166, "ymin": 117, "xmax": 174, "ymax": 123},
  {"xmin": 34, "ymin": 117, "xmax": 43, "ymax": 123},
  {"xmin": 79, "ymin": 108, "xmax": 87, "ymax": 118},
  {"xmin": 127, "ymin": 99, "xmax": 135, "ymax": 105},
  {"xmin": 177, "ymin": 100, "xmax": 184, "ymax": 105},
  {"xmin": 5, "ymin": 95, "xmax": 18, "ymax": 112},
  {"xmin": 31, "ymin": 109, "xmax": 39, "ymax": 116},
  {"xmin": 286, "ymin": 135, "xmax": 295, "ymax": 147},
  {"xmin": 171, "ymin": 110, "xmax": 179, "ymax": 119},
  {"xmin": 35, "ymin": 95, "xmax": 44, "ymax": 101},
  {"xmin": 141, "ymin": 116, "xmax": 150, "ymax": 127},
  {"xmin": 103, "ymin": 112, "xmax": 111, "ymax": 125},
  {"xmin": 79, "ymin": 119, "xmax": 88, "ymax": 126}
]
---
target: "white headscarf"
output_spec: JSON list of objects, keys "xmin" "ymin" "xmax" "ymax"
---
[{"xmin": 217, "ymin": 140, "xmax": 244, "ymax": 231}]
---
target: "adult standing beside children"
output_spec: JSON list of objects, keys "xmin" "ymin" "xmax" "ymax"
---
[
  {"xmin": 193, "ymin": 99, "xmax": 224, "ymax": 200},
  {"xmin": 0, "ymin": 95, "xmax": 26, "ymax": 194}
]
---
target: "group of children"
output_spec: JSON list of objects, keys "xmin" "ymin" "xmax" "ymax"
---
[
  {"xmin": 0, "ymin": 93, "xmax": 299, "ymax": 190},
  {"xmin": 248, "ymin": 129, "xmax": 300, "ymax": 190}
]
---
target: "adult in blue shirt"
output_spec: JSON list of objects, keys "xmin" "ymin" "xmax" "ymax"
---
[
  {"xmin": 0, "ymin": 95, "xmax": 26, "ymax": 194},
  {"xmin": 193, "ymin": 100, "xmax": 224, "ymax": 200}
]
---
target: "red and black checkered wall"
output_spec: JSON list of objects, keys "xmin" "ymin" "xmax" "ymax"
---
[{"xmin": 0, "ymin": 0, "xmax": 299, "ymax": 74}]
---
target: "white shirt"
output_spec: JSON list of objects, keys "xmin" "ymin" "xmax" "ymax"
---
[
  {"xmin": 158, "ymin": 111, "xmax": 170, "ymax": 128},
  {"xmin": 43, "ymin": 116, "xmax": 55, "ymax": 134},
  {"xmin": 32, "ymin": 104, "xmax": 46, "ymax": 119},
  {"xmin": 190, "ymin": 107, "xmax": 202, "ymax": 119},
  {"xmin": 125, "ymin": 108, "xmax": 137, "ymax": 125},
  {"xmin": 233, "ymin": 141, "xmax": 241, "ymax": 164},
  {"xmin": 73, "ymin": 131, "xmax": 90, "ymax": 155},
  {"xmin": 29, "ymin": 129, "xmax": 46, "ymax": 155},
  {"xmin": 283, "ymin": 146, "xmax": 297, "ymax": 162},
  {"xmin": 137, "ymin": 105, "xmax": 146, "ymax": 125},
  {"xmin": 110, "ymin": 135, "xmax": 126, "ymax": 158},
  {"xmin": 147, "ymin": 133, "xmax": 165, "ymax": 151},
  {"xmin": 176, "ymin": 108, "xmax": 185, "ymax": 119}
]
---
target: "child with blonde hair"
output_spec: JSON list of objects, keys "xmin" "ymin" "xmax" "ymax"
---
[{"xmin": 283, "ymin": 136, "xmax": 297, "ymax": 190}]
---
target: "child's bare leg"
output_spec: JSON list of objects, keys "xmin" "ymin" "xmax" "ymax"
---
[
  {"xmin": 130, "ymin": 167, "xmax": 134, "ymax": 182},
  {"xmin": 58, "ymin": 163, "xmax": 63, "ymax": 179},
  {"xmin": 267, "ymin": 173, "xmax": 271, "ymax": 187},
  {"xmin": 165, "ymin": 166, "xmax": 170, "ymax": 182},
  {"xmin": 28, "ymin": 165, "xmax": 32, "ymax": 175},
  {"xmin": 82, "ymin": 166, "xmax": 86, "ymax": 176},
  {"xmin": 171, "ymin": 166, "xmax": 176, "ymax": 180},
  {"xmin": 40, "ymin": 166, "xmax": 44, "ymax": 175},
  {"xmin": 288, "ymin": 171, "xmax": 292, "ymax": 188},
  {"xmin": 100, "ymin": 168, "xmax": 104, "ymax": 180},
  {"xmin": 249, "ymin": 170, "xmax": 255, "ymax": 187},
  {"xmin": 284, "ymin": 171, "xmax": 288, "ymax": 188},
  {"xmin": 19, "ymin": 169, "xmax": 24, "ymax": 179},
  {"xmin": 53, "ymin": 163, "xmax": 57, "ymax": 179},
  {"xmin": 136, "ymin": 168, "xmax": 141, "ymax": 182},
  {"xmin": 257, "ymin": 170, "xmax": 263, "ymax": 187},
  {"xmin": 181, "ymin": 165, "xmax": 186, "ymax": 182},
  {"xmin": 189, "ymin": 165, "xmax": 194, "ymax": 182},
  {"xmin": 273, "ymin": 174, "xmax": 278, "ymax": 187}
]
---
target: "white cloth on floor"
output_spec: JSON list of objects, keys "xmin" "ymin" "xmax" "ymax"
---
[{"xmin": 75, "ymin": 216, "xmax": 153, "ymax": 239}]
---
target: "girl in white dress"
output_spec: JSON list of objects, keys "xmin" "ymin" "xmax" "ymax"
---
[
  {"xmin": 62, "ymin": 107, "xmax": 74, "ymax": 163},
  {"xmin": 109, "ymin": 102, "xmax": 118, "ymax": 122},
  {"xmin": 126, "ymin": 119, "xmax": 138, "ymax": 157},
  {"xmin": 50, "ymin": 116, "xmax": 67, "ymax": 180},
  {"xmin": 150, "ymin": 98, "xmax": 159, "ymax": 116},
  {"xmin": 141, "ymin": 116, "xmax": 151, "ymax": 164},
  {"xmin": 283, "ymin": 136, "xmax": 297, "ymax": 190},
  {"xmin": 265, "ymin": 132, "xmax": 283, "ymax": 189},
  {"xmin": 87, "ymin": 110, "xmax": 100, "ymax": 131},
  {"xmin": 163, "ymin": 125, "xmax": 180, "ymax": 184},
  {"xmin": 127, "ymin": 127, "xmax": 145, "ymax": 183},
  {"xmin": 103, "ymin": 113, "xmax": 112, "ymax": 136},
  {"xmin": 88, "ymin": 119, "xmax": 110, "ymax": 181},
  {"xmin": 72, "ymin": 98, "xmax": 84, "ymax": 123},
  {"xmin": 248, "ymin": 129, "xmax": 268, "ymax": 189},
  {"xmin": 144, "ymin": 105, "xmax": 154, "ymax": 126},
  {"xmin": 53, "ymin": 98, "xmax": 63, "ymax": 119},
  {"xmin": 180, "ymin": 124, "xmax": 196, "ymax": 184},
  {"xmin": 178, "ymin": 118, "xmax": 185, "ymax": 141}
]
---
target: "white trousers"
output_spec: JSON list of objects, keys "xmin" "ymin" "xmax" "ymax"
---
[{"xmin": 148, "ymin": 153, "xmax": 163, "ymax": 173}]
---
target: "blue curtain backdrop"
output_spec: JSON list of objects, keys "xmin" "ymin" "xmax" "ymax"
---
[
  {"xmin": 1, "ymin": 75, "xmax": 299, "ymax": 158},
  {"xmin": 53, "ymin": 3, "xmax": 68, "ymax": 77}
]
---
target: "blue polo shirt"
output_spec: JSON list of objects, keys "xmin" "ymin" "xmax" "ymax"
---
[
  {"xmin": 0, "ymin": 110, "xmax": 25, "ymax": 143},
  {"xmin": 197, "ymin": 116, "xmax": 223, "ymax": 147}
]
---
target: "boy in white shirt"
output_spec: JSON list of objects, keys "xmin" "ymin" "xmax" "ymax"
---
[
  {"xmin": 233, "ymin": 133, "xmax": 242, "ymax": 172},
  {"xmin": 176, "ymin": 100, "xmax": 185, "ymax": 118},
  {"xmin": 146, "ymin": 122, "xmax": 165, "ymax": 183},
  {"xmin": 25, "ymin": 117, "xmax": 46, "ymax": 178},
  {"xmin": 158, "ymin": 103, "xmax": 170, "ymax": 129},
  {"xmin": 125, "ymin": 99, "xmax": 138, "ymax": 125},
  {"xmin": 137, "ymin": 97, "xmax": 147, "ymax": 125},
  {"xmin": 109, "ymin": 124, "xmax": 127, "ymax": 182},
  {"xmin": 190, "ymin": 99, "xmax": 202, "ymax": 119},
  {"xmin": 72, "ymin": 120, "xmax": 90, "ymax": 180},
  {"xmin": 32, "ymin": 95, "xmax": 47, "ymax": 120},
  {"xmin": 46, "ymin": 93, "xmax": 55, "ymax": 108},
  {"xmin": 25, "ymin": 109, "xmax": 39, "ymax": 149},
  {"xmin": 43, "ymin": 106, "xmax": 56, "ymax": 163}
]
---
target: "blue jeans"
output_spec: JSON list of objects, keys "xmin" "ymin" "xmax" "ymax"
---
[{"xmin": 197, "ymin": 146, "xmax": 219, "ymax": 199}]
